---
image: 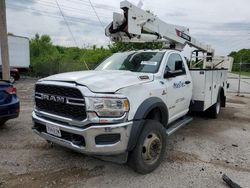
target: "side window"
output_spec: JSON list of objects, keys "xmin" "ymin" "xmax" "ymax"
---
[{"xmin": 165, "ymin": 53, "xmax": 186, "ymax": 75}]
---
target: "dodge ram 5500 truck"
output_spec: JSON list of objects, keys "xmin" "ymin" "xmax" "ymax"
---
[
  {"xmin": 32, "ymin": 1, "xmax": 231, "ymax": 174},
  {"xmin": 32, "ymin": 50, "xmax": 229, "ymax": 174}
]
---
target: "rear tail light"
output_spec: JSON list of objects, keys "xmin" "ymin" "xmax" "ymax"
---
[{"xmin": 5, "ymin": 87, "xmax": 17, "ymax": 94}]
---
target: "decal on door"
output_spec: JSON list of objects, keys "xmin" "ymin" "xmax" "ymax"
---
[{"xmin": 173, "ymin": 81, "xmax": 185, "ymax": 89}]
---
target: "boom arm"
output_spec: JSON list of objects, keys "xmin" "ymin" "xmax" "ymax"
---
[{"xmin": 106, "ymin": 1, "xmax": 214, "ymax": 55}]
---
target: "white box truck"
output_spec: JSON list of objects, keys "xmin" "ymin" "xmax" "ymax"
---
[
  {"xmin": 0, "ymin": 35, "xmax": 30, "ymax": 71},
  {"xmin": 0, "ymin": 35, "xmax": 30, "ymax": 81}
]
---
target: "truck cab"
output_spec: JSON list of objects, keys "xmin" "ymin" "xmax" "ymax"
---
[{"xmin": 95, "ymin": 50, "xmax": 193, "ymax": 123}]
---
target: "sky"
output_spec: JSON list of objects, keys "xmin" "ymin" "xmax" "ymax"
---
[{"xmin": 5, "ymin": 0, "xmax": 250, "ymax": 55}]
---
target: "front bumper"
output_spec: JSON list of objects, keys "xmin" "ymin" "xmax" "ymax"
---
[{"xmin": 32, "ymin": 112, "xmax": 133, "ymax": 155}]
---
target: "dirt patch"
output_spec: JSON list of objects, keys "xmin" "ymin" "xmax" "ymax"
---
[
  {"xmin": 209, "ymin": 159, "xmax": 250, "ymax": 173},
  {"xmin": 168, "ymin": 150, "xmax": 250, "ymax": 173},
  {"xmin": 0, "ymin": 142, "xmax": 51, "ymax": 150},
  {"xmin": 168, "ymin": 150, "xmax": 200, "ymax": 163},
  {"xmin": 1, "ymin": 165, "xmax": 104, "ymax": 188},
  {"xmin": 221, "ymin": 106, "xmax": 250, "ymax": 122},
  {"xmin": 226, "ymin": 98, "xmax": 246, "ymax": 104}
]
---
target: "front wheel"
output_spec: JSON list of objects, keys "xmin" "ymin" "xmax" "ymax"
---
[{"xmin": 128, "ymin": 120, "xmax": 166, "ymax": 174}]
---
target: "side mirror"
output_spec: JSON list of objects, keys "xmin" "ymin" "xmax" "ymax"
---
[
  {"xmin": 164, "ymin": 71, "xmax": 174, "ymax": 78},
  {"xmin": 164, "ymin": 70, "xmax": 183, "ymax": 79},
  {"xmin": 175, "ymin": 60, "xmax": 183, "ymax": 70}
]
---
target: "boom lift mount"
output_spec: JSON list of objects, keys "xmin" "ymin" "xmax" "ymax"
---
[{"xmin": 105, "ymin": 1, "xmax": 215, "ymax": 66}]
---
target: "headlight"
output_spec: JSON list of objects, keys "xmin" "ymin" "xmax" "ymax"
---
[{"xmin": 86, "ymin": 97, "xmax": 129, "ymax": 117}]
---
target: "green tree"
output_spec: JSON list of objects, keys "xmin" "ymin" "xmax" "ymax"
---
[
  {"xmin": 229, "ymin": 49, "xmax": 250, "ymax": 72},
  {"xmin": 30, "ymin": 34, "xmax": 61, "ymax": 76},
  {"xmin": 29, "ymin": 34, "xmax": 112, "ymax": 76}
]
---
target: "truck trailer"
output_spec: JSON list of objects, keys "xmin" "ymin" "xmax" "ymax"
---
[{"xmin": 0, "ymin": 35, "xmax": 30, "ymax": 71}]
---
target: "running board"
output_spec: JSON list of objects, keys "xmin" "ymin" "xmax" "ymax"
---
[{"xmin": 166, "ymin": 116, "xmax": 193, "ymax": 136}]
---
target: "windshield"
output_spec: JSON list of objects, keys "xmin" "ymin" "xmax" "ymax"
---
[{"xmin": 95, "ymin": 52, "xmax": 165, "ymax": 73}]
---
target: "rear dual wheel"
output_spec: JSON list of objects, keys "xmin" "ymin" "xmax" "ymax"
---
[
  {"xmin": 207, "ymin": 93, "xmax": 221, "ymax": 119},
  {"xmin": 128, "ymin": 120, "xmax": 166, "ymax": 174}
]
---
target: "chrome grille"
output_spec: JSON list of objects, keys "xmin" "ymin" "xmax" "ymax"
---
[{"xmin": 35, "ymin": 84, "xmax": 86, "ymax": 121}]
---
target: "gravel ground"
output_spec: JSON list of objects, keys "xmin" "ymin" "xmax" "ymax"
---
[{"xmin": 0, "ymin": 78, "xmax": 250, "ymax": 188}]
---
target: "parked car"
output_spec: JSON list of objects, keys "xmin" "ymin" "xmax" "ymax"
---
[
  {"xmin": 0, "ymin": 80, "xmax": 19, "ymax": 125},
  {"xmin": 0, "ymin": 66, "xmax": 20, "ymax": 83}
]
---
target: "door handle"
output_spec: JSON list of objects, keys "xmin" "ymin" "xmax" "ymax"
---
[{"xmin": 185, "ymin": 80, "xmax": 191, "ymax": 85}]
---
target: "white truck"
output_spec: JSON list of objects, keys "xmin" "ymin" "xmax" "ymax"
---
[
  {"xmin": 0, "ymin": 35, "xmax": 30, "ymax": 70},
  {"xmin": 32, "ymin": 1, "xmax": 231, "ymax": 174}
]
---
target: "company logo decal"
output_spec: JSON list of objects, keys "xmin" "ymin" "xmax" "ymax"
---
[{"xmin": 173, "ymin": 81, "xmax": 185, "ymax": 88}]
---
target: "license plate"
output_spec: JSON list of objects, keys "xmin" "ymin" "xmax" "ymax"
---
[{"xmin": 46, "ymin": 123, "xmax": 61, "ymax": 137}]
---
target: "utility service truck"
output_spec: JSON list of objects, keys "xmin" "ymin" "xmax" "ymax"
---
[{"xmin": 32, "ymin": 1, "xmax": 231, "ymax": 174}]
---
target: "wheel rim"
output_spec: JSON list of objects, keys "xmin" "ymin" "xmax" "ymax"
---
[
  {"xmin": 141, "ymin": 132, "xmax": 162, "ymax": 165},
  {"xmin": 216, "ymin": 100, "xmax": 221, "ymax": 114}
]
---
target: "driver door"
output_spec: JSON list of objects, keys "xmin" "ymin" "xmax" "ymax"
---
[{"xmin": 163, "ymin": 53, "xmax": 192, "ymax": 122}]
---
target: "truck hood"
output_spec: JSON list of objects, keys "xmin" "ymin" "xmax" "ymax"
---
[{"xmin": 40, "ymin": 70, "xmax": 154, "ymax": 93}]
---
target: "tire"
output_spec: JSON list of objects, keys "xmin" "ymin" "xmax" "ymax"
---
[
  {"xmin": 128, "ymin": 120, "xmax": 166, "ymax": 174},
  {"xmin": 207, "ymin": 93, "xmax": 221, "ymax": 119},
  {"xmin": 0, "ymin": 120, "xmax": 7, "ymax": 126}
]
